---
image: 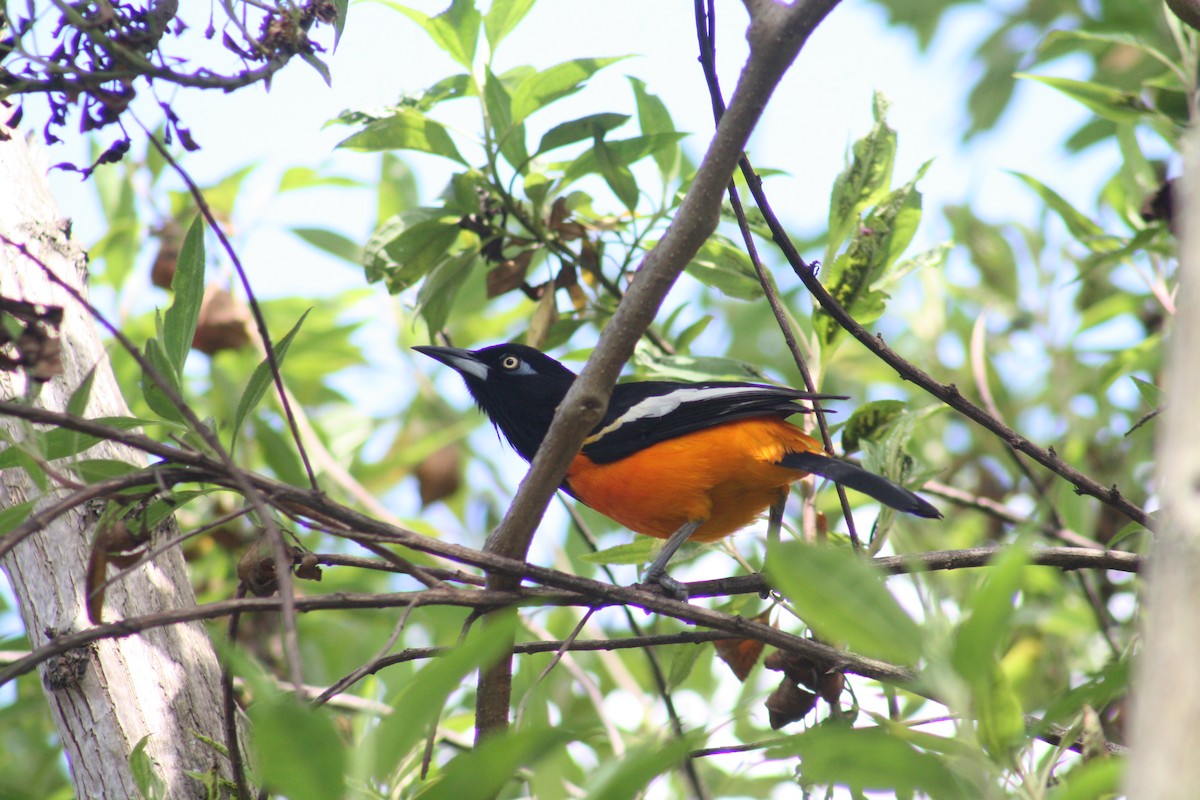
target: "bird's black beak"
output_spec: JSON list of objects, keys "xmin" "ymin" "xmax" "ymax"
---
[{"xmin": 413, "ymin": 345, "xmax": 488, "ymax": 381}]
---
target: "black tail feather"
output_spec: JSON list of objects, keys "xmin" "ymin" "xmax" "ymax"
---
[{"xmin": 779, "ymin": 451, "xmax": 941, "ymax": 519}]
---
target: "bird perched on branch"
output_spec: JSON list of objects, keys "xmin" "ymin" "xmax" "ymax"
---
[{"xmin": 416, "ymin": 343, "xmax": 940, "ymax": 599}]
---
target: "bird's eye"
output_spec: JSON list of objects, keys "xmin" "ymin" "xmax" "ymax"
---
[{"xmin": 499, "ymin": 354, "xmax": 521, "ymax": 371}]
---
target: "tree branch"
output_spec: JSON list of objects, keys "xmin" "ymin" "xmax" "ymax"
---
[{"xmin": 473, "ymin": 0, "xmax": 842, "ymax": 742}]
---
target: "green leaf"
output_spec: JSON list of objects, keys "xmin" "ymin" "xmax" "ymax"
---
[
  {"xmin": 534, "ymin": 113, "xmax": 630, "ymax": 157},
  {"xmin": 330, "ymin": 0, "xmax": 349, "ymax": 48},
  {"xmin": 1008, "ymin": 171, "xmax": 1117, "ymax": 250},
  {"xmin": 300, "ymin": 51, "xmax": 332, "ymax": 87},
  {"xmin": 290, "ymin": 227, "xmax": 363, "ymax": 265},
  {"xmin": 629, "ymin": 76, "xmax": 680, "ymax": 178},
  {"xmin": 827, "ymin": 91, "xmax": 896, "ymax": 262},
  {"xmin": 0, "ymin": 417, "xmax": 157, "ymax": 470},
  {"xmin": 414, "ymin": 250, "xmax": 479, "ymax": 335},
  {"xmin": 369, "ymin": 614, "xmax": 516, "ymax": 779},
  {"xmin": 630, "ymin": 349, "xmax": 769, "ymax": 383},
  {"xmin": 231, "ymin": 311, "xmax": 309, "ymax": 454},
  {"xmin": 816, "ymin": 162, "xmax": 930, "ymax": 347},
  {"xmin": 685, "ymin": 237, "xmax": 764, "ymax": 300},
  {"xmin": 141, "ymin": 337, "xmax": 184, "ymax": 423},
  {"xmin": 278, "ymin": 166, "xmax": 364, "ymax": 193},
  {"xmin": 561, "ymin": 133, "xmax": 687, "ymax": 185},
  {"xmin": 952, "ymin": 542, "xmax": 1031, "ymax": 686},
  {"xmin": 1131, "ymin": 376, "xmax": 1162, "ymax": 407},
  {"xmin": 0, "ymin": 499, "xmax": 36, "ymax": 536},
  {"xmin": 338, "ymin": 108, "xmax": 467, "ymax": 164},
  {"xmin": 585, "ymin": 735, "xmax": 691, "ymax": 800},
  {"xmin": 128, "ymin": 735, "xmax": 163, "ymax": 800},
  {"xmin": 766, "ymin": 541, "xmax": 922, "ymax": 666},
  {"xmin": 594, "ymin": 135, "xmax": 639, "ymax": 210},
  {"xmin": 484, "ymin": 0, "xmax": 535, "ymax": 51},
  {"xmin": 249, "ymin": 698, "xmax": 346, "ymax": 800},
  {"xmin": 483, "ymin": 68, "xmax": 530, "ymax": 171},
  {"xmin": 1046, "ymin": 758, "xmax": 1124, "ymax": 800},
  {"xmin": 1040, "ymin": 29, "xmax": 1177, "ymax": 76},
  {"xmin": 577, "ymin": 538, "xmax": 659, "ymax": 566},
  {"xmin": 362, "ymin": 211, "xmax": 463, "ymax": 292},
  {"xmin": 68, "ymin": 458, "xmax": 139, "ymax": 483},
  {"xmin": 768, "ymin": 723, "xmax": 964, "ymax": 799},
  {"xmin": 973, "ymin": 668, "xmax": 1026, "ymax": 759},
  {"xmin": 66, "ymin": 366, "xmax": 98, "ymax": 418},
  {"xmin": 510, "ymin": 56, "xmax": 630, "ymax": 126},
  {"xmin": 842, "ymin": 399, "xmax": 907, "ymax": 453},
  {"xmin": 419, "ymin": 728, "xmax": 570, "ymax": 800},
  {"xmin": 162, "ymin": 215, "xmax": 206, "ymax": 373},
  {"xmin": 1015, "ymin": 73, "xmax": 1153, "ymax": 123},
  {"xmin": 391, "ymin": 0, "xmax": 481, "ymax": 68}
]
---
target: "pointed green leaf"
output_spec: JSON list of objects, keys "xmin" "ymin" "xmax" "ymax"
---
[
  {"xmin": 362, "ymin": 211, "xmax": 462, "ymax": 291},
  {"xmin": 300, "ymin": 51, "xmax": 332, "ymax": 86},
  {"xmin": 290, "ymin": 227, "xmax": 363, "ymax": 265},
  {"xmin": 0, "ymin": 417, "xmax": 159, "ymax": 469},
  {"xmin": 1046, "ymin": 758, "xmax": 1124, "ymax": 800},
  {"xmin": 1008, "ymin": 171, "xmax": 1118, "ymax": 251},
  {"xmin": 577, "ymin": 537, "xmax": 659, "ymax": 565},
  {"xmin": 594, "ymin": 135, "xmax": 639, "ymax": 210},
  {"xmin": 586, "ymin": 735, "xmax": 691, "ymax": 800},
  {"xmin": 629, "ymin": 76, "xmax": 680, "ymax": 177},
  {"xmin": 685, "ymin": 237, "xmax": 764, "ymax": 300},
  {"xmin": 162, "ymin": 215, "xmax": 206, "ymax": 372},
  {"xmin": 249, "ymin": 697, "xmax": 346, "ymax": 800},
  {"xmin": 561, "ymin": 133, "xmax": 686, "ymax": 184},
  {"xmin": 141, "ymin": 337, "xmax": 184, "ymax": 422},
  {"xmin": 419, "ymin": 728, "xmax": 570, "ymax": 800},
  {"xmin": 842, "ymin": 399, "xmax": 907, "ymax": 453},
  {"xmin": 766, "ymin": 541, "xmax": 922, "ymax": 666},
  {"xmin": 483, "ymin": 67, "xmax": 530, "ymax": 170},
  {"xmin": 1016, "ymin": 73, "xmax": 1152, "ymax": 123},
  {"xmin": 768, "ymin": 723, "xmax": 964, "ymax": 799},
  {"xmin": 415, "ymin": 250, "xmax": 479, "ymax": 335},
  {"xmin": 0, "ymin": 499, "xmax": 36, "ymax": 536},
  {"xmin": 952, "ymin": 542, "xmax": 1031, "ymax": 685},
  {"xmin": 338, "ymin": 109, "xmax": 467, "ymax": 164},
  {"xmin": 535, "ymin": 113, "xmax": 630, "ymax": 157},
  {"xmin": 484, "ymin": 0, "xmax": 535, "ymax": 50},
  {"xmin": 231, "ymin": 310, "xmax": 309, "ymax": 453},
  {"xmin": 391, "ymin": 0, "xmax": 481, "ymax": 68},
  {"xmin": 827, "ymin": 92, "xmax": 896, "ymax": 262},
  {"xmin": 510, "ymin": 56, "xmax": 630, "ymax": 126},
  {"xmin": 369, "ymin": 614, "xmax": 516, "ymax": 778},
  {"xmin": 69, "ymin": 458, "xmax": 138, "ymax": 483},
  {"xmin": 67, "ymin": 366, "xmax": 98, "ymax": 418}
]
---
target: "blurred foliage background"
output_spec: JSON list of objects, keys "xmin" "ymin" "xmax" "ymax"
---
[{"xmin": 0, "ymin": 0, "xmax": 1181, "ymax": 796}]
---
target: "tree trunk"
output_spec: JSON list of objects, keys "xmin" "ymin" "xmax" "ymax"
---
[
  {"xmin": 1126, "ymin": 128, "xmax": 1200, "ymax": 795},
  {"xmin": 0, "ymin": 123, "xmax": 235, "ymax": 797}
]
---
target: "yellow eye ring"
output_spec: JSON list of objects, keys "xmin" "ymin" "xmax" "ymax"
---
[{"xmin": 500, "ymin": 355, "xmax": 521, "ymax": 370}]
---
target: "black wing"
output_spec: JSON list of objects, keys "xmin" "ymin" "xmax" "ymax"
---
[{"xmin": 581, "ymin": 380, "xmax": 843, "ymax": 464}]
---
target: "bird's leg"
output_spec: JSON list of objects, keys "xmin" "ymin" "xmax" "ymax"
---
[
  {"xmin": 639, "ymin": 519, "xmax": 705, "ymax": 601},
  {"xmin": 761, "ymin": 495, "xmax": 787, "ymax": 599},
  {"xmin": 767, "ymin": 495, "xmax": 785, "ymax": 545}
]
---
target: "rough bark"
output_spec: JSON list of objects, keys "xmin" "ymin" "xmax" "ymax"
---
[
  {"xmin": 1126, "ymin": 128, "xmax": 1200, "ymax": 795},
  {"xmin": 0, "ymin": 123, "xmax": 234, "ymax": 797}
]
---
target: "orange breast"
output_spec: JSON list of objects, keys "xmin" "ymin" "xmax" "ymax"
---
[{"xmin": 565, "ymin": 416, "xmax": 822, "ymax": 541}]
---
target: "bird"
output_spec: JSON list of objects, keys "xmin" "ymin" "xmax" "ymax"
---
[{"xmin": 415, "ymin": 343, "xmax": 940, "ymax": 599}]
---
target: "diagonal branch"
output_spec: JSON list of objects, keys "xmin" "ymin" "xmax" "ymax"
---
[{"xmin": 472, "ymin": 0, "xmax": 843, "ymax": 741}]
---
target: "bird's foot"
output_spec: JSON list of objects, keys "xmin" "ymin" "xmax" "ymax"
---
[{"xmin": 634, "ymin": 570, "xmax": 689, "ymax": 601}]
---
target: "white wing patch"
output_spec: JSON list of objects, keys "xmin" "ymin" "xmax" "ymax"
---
[{"xmin": 584, "ymin": 386, "xmax": 773, "ymax": 444}]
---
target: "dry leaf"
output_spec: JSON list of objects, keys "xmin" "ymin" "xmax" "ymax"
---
[
  {"xmin": 766, "ymin": 679, "xmax": 816, "ymax": 730},
  {"xmin": 415, "ymin": 444, "xmax": 461, "ymax": 507},
  {"xmin": 192, "ymin": 284, "xmax": 252, "ymax": 355},
  {"xmin": 713, "ymin": 609, "xmax": 772, "ymax": 681}
]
